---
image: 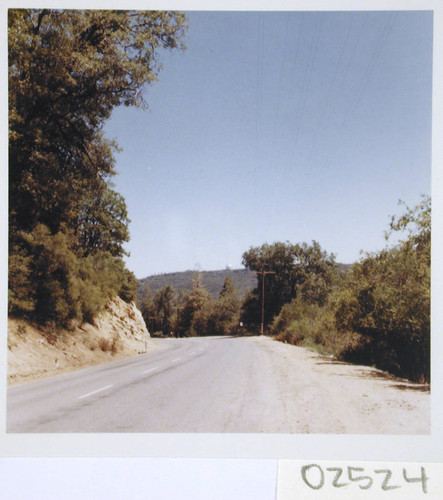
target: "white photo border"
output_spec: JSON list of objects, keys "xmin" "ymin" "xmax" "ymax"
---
[{"xmin": 1, "ymin": 0, "xmax": 441, "ymax": 461}]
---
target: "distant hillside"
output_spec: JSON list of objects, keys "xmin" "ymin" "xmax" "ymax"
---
[
  {"xmin": 138, "ymin": 263, "xmax": 353, "ymax": 300},
  {"xmin": 139, "ymin": 268, "xmax": 257, "ymax": 299}
]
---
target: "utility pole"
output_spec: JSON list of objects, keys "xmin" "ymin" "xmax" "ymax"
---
[{"xmin": 256, "ymin": 270, "xmax": 275, "ymax": 335}]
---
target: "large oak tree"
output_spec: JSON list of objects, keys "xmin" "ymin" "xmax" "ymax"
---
[
  {"xmin": 241, "ymin": 241, "xmax": 337, "ymax": 328},
  {"xmin": 9, "ymin": 9, "xmax": 187, "ymax": 242},
  {"xmin": 8, "ymin": 9, "xmax": 187, "ymax": 325}
]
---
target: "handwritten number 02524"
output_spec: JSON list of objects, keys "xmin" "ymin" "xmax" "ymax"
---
[{"xmin": 300, "ymin": 464, "xmax": 428, "ymax": 493}]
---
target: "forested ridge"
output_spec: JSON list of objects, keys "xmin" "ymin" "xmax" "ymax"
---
[
  {"xmin": 138, "ymin": 264, "xmax": 353, "ymax": 300},
  {"xmin": 139, "ymin": 268, "xmax": 257, "ymax": 300}
]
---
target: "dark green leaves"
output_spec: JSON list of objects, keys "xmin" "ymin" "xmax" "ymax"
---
[
  {"xmin": 8, "ymin": 9, "xmax": 187, "ymax": 326},
  {"xmin": 335, "ymin": 197, "xmax": 430, "ymax": 382},
  {"xmin": 241, "ymin": 241, "xmax": 337, "ymax": 327}
]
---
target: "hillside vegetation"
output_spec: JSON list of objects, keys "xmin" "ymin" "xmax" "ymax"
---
[
  {"xmin": 139, "ymin": 265, "xmax": 352, "ymax": 300},
  {"xmin": 139, "ymin": 268, "xmax": 257, "ymax": 299},
  {"xmin": 8, "ymin": 10, "xmax": 187, "ymax": 328}
]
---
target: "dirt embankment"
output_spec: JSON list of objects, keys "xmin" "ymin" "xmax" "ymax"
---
[{"xmin": 7, "ymin": 297, "xmax": 158, "ymax": 386}]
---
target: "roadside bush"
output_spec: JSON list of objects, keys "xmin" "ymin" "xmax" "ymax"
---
[
  {"xmin": 14, "ymin": 225, "xmax": 82, "ymax": 326},
  {"xmin": 270, "ymin": 197, "xmax": 430, "ymax": 383},
  {"xmin": 98, "ymin": 334, "xmax": 120, "ymax": 354},
  {"xmin": 118, "ymin": 268, "xmax": 139, "ymax": 304},
  {"xmin": 335, "ymin": 245, "xmax": 430, "ymax": 382},
  {"xmin": 334, "ymin": 197, "xmax": 430, "ymax": 382},
  {"xmin": 76, "ymin": 253, "xmax": 118, "ymax": 323},
  {"xmin": 8, "ymin": 225, "xmax": 138, "ymax": 328},
  {"xmin": 270, "ymin": 297, "xmax": 353, "ymax": 357},
  {"xmin": 8, "ymin": 244, "xmax": 36, "ymax": 316}
]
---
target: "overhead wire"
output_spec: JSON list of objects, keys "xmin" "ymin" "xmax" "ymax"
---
[
  {"xmin": 306, "ymin": 14, "xmax": 355, "ymax": 167},
  {"xmin": 334, "ymin": 13, "xmax": 369, "ymax": 118},
  {"xmin": 253, "ymin": 11, "xmax": 265, "ymax": 174},
  {"xmin": 280, "ymin": 13, "xmax": 304, "ymax": 181},
  {"xmin": 281, "ymin": 11, "xmax": 324, "ymax": 188},
  {"xmin": 342, "ymin": 12, "xmax": 397, "ymax": 128},
  {"xmin": 271, "ymin": 14, "xmax": 291, "ymax": 150},
  {"xmin": 291, "ymin": 12, "xmax": 323, "ymax": 153}
]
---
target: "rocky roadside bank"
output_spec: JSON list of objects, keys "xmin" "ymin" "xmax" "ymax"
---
[{"xmin": 7, "ymin": 296, "xmax": 158, "ymax": 386}]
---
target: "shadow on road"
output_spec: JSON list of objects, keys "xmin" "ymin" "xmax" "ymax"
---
[{"xmin": 313, "ymin": 357, "xmax": 430, "ymax": 393}]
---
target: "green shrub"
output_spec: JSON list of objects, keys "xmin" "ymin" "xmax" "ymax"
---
[
  {"xmin": 16, "ymin": 225, "xmax": 82, "ymax": 326},
  {"xmin": 334, "ymin": 197, "xmax": 430, "ymax": 382},
  {"xmin": 270, "ymin": 198, "xmax": 430, "ymax": 383},
  {"xmin": 335, "ymin": 246, "xmax": 430, "ymax": 382},
  {"xmin": 8, "ymin": 244, "xmax": 36, "ymax": 315},
  {"xmin": 271, "ymin": 296, "xmax": 363, "ymax": 357},
  {"xmin": 8, "ymin": 225, "xmax": 137, "ymax": 328},
  {"xmin": 118, "ymin": 268, "xmax": 138, "ymax": 303}
]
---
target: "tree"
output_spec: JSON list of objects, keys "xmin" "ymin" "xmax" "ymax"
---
[
  {"xmin": 12, "ymin": 225, "xmax": 81, "ymax": 325},
  {"xmin": 118, "ymin": 268, "xmax": 138, "ymax": 304},
  {"xmin": 8, "ymin": 224, "xmax": 131, "ymax": 326},
  {"xmin": 8, "ymin": 9, "xmax": 187, "ymax": 325},
  {"xmin": 9, "ymin": 9, "xmax": 187, "ymax": 239},
  {"xmin": 241, "ymin": 241, "xmax": 337, "ymax": 329},
  {"xmin": 153, "ymin": 285, "xmax": 175, "ymax": 336},
  {"xmin": 179, "ymin": 275, "xmax": 212, "ymax": 336},
  {"xmin": 140, "ymin": 283, "xmax": 156, "ymax": 331},
  {"xmin": 335, "ymin": 196, "xmax": 430, "ymax": 382},
  {"xmin": 74, "ymin": 184, "xmax": 130, "ymax": 258},
  {"xmin": 208, "ymin": 277, "xmax": 241, "ymax": 335}
]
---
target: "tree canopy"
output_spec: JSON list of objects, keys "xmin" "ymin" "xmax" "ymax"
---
[
  {"xmin": 8, "ymin": 9, "xmax": 187, "ymax": 326},
  {"xmin": 9, "ymin": 9, "xmax": 187, "ymax": 241},
  {"xmin": 335, "ymin": 196, "xmax": 430, "ymax": 381},
  {"xmin": 241, "ymin": 241, "xmax": 337, "ymax": 328}
]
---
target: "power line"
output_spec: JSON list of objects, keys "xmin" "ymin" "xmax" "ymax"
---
[
  {"xmin": 343, "ymin": 12, "xmax": 397, "ymax": 127},
  {"xmin": 291, "ymin": 12, "xmax": 323, "ymax": 151},
  {"xmin": 306, "ymin": 15, "xmax": 355, "ymax": 167},
  {"xmin": 253, "ymin": 12, "xmax": 265, "ymax": 172}
]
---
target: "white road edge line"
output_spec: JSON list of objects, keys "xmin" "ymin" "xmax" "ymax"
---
[
  {"xmin": 172, "ymin": 357, "xmax": 182, "ymax": 362},
  {"xmin": 142, "ymin": 367, "xmax": 158, "ymax": 375},
  {"xmin": 78, "ymin": 385, "xmax": 113, "ymax": 400}
]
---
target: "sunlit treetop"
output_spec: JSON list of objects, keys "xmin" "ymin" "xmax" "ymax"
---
[{"xmin": 8, "ymin": 9, "xmax": 188, "ymax": 235}]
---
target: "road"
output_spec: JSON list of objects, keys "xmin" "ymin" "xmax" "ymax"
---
[{"xmin": 7, "ymin": 336, "xmax": 430, "ymax": 433}]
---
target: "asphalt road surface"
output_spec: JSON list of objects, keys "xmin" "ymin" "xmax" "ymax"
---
[{"xmin": 7, "ymin": 336, "xmax": 430, "ymax": 433}]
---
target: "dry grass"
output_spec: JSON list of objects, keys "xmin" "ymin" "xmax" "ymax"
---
[{"xmin": 98, "ymin": 334, "xmax": 120, "ymax": 354}]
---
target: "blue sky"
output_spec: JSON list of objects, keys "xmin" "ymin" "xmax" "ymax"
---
[{"xmin": 104, "ymin": 10, "xmax": 433, "ymax": 279}]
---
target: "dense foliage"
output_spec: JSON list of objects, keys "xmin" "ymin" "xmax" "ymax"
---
[
  {"xmin": 334, "ymin": 196, "xmax": 430, "ymax": 382},
  {"xmin": 140, "ymin": 275, "xmax": 241, "ymax": 338},
  {"xmin": 241, "ymin": 241, "xmax": 337, "ymax": 329},
  {"xmin": 207, "ymin": 277, "xmax": 241, "ymax": 336},
  {"xmin": 8, "ymin": 9, "xmax": 187, "ymax": 327},
  {"xmin": 269, "ymin": 197, "xmax": 430, "ymax": 383}
]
